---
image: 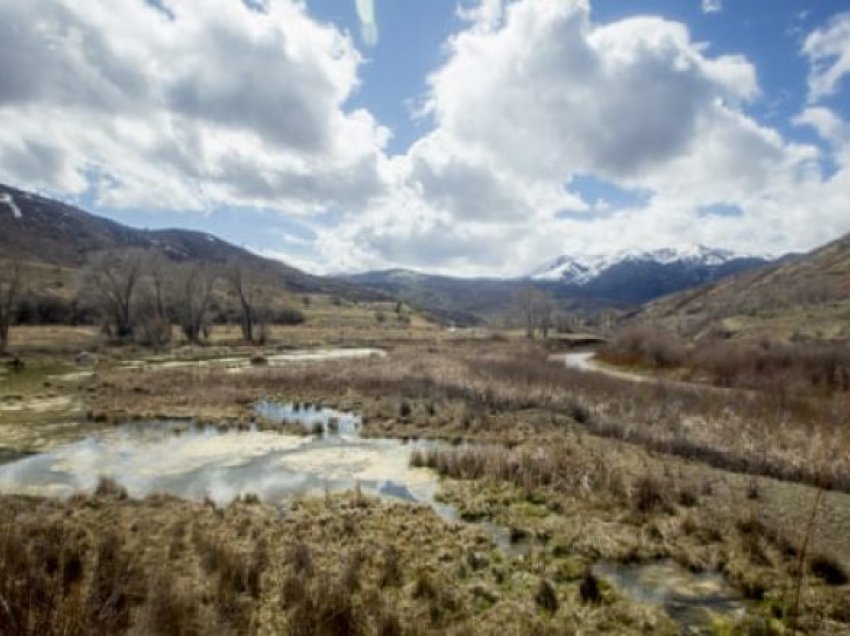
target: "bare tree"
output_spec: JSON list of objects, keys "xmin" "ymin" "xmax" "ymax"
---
[
  {"xmin": 136, "ymin": 253, "xmax": 172, "ymax": 347},
  {"xmin": 174, "ymin": 263, "xmax": 217, "ymax": 343},
  {"xmin": 83, "ymin": 249, "xmax": 144, "ymax": 341},
  {"xmin": 514, "ymin": 286, "xmax": 538, "ymax": 339},
  {"xmin": 0, "ymin": 260, "xmax": 21, "ymax": 352},
  {"xmin": 225, "ymin": 260, "xmax": 258, "ymax": 343},
  {"xmin": 537, "ymin": 294, "xmax": 557, "ymax": 339},
  {"xmin": 514, "ymin": 286, "xmax": 555, "ymax": 339}
]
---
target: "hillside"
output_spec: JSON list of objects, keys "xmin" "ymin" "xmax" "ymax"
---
[
  {"xmin": 633, "ymin": 233, "xmax": 850, "ymax": 341},
  {"xmin": 342, "ymin": 270, "xmax": 522, "ymax": 326},
  {"xmin": 0, "ymin": 184, "xmax": 382, "ymax": 302}
]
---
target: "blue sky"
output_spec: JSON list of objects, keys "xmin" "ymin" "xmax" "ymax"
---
[{"xmin": 2, "ymin": 0, "xmax": 850, "ymax": 275}]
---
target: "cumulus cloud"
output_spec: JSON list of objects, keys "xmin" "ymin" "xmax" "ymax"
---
[
  {"xmin": 3, "ymin": 0, "xmax": 850, "ymax": 277},
  {"xmin": 701, "ymin": 0, "xmax": 722, "ymax": 14},
  {"xmin": 803, "ymin": 12, "xmax": 850, "ymax": 102},
  {"xmin": 355, "ymin": 0, "xmax": 379, "ymax": 47},
  {"xmin": 312, "ymin": 0, "xmax": 826, "ymax": 276},
  {"xmin": 794, "ymin": 107, "xmax": 848, "ymax": 145},
  {"xmin": 0, "ymin": 0, "xmax": 390, "ymax": 212}
]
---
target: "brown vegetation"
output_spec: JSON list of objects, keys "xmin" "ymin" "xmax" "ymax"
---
[
  {"xmin": 413, "ymin": 437, "xmax": 850, "ymax": 632},
  {"xmin": 0, "ymin": 490, "xmax": 683, "ymax": 635},
  {"xmin": 83, "ymin": 339, "xmax": 850, "ymax": 492}
]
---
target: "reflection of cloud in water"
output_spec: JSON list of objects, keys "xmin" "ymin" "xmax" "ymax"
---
[
  {"xmin": 278, "ymin": 441, "xmax": 435, "ymax": 489},
  {"xmin": 0, "ymin": 421, "xmax": 442, "ymax": 507},
  {"xmin": 49, "ymin": 429, "xmax": 309, "ymax": 477}
]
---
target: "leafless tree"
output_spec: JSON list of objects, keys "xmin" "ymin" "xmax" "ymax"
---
[
  {"xmin": 83, "ymin": 249, "xmax": 145, "ymax": 341},
  {"xmin": 514, "ymin": 286, "xmax": 556, "ymax": 339},
  {"xmin": 515, "ymin": 286, "xmax": 538, "ymax": 339},
  {"xmin": 0, "ymin": 260, "xmax": 21, "ymax": 352},
  {"xmin": 225, "ymin": 260, "xmax": 258, "ymax": 343},
  {"xmin": 174, "ymin": 263, "xmax": 217, "ymax": 343},
  {"xmin": 537, "ymin": 294, "xmax": 557, "ymax": 339},
  {"xmin": 136, "ymin": 253, "xmax": 172, "ymax": 347}
]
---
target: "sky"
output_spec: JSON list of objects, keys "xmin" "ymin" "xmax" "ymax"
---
[{"xmin": 2, "ymin": 0, "xmax": 850, "ymax": 277}]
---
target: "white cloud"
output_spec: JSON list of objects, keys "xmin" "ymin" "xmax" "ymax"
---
[
  {"xmin": 794, "ymin": 107, "xmax": 848, "ymax": 145},
  {"xmin": 803, "ymin": 12, "xmax": 850, "ymax": 101},
  {"xmin": 701, "ymin": 0, "xmax": 722, "ymax": 14},
  {"xmin": 355, "ymin": 0, "xmax": 379, "ymax": 47},
  {"xmin": 0, "ymin": 0, "xmax": 390, "ymax": 212},
  {"xmin": 3, "ymin": 0, "xmax": 850, "ymax": 278},
  {"xmin": 312, "ymin": 0, "xmax": 830, "ymax": 276}
]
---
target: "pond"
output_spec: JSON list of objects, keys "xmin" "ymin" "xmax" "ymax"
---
[
  {"xmin": 0, "ymin": 403, "xmax": 440, "ymax": 507},
  {"xmin": 593, "ymin": 560, "xmax": 746, "ymax": 632}
]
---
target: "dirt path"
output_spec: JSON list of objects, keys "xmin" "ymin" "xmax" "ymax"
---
[
  {"xmin": 550, "ymin": 351, "xmax": 741, "ymax": 396},
  {"xmin": 550, "ymin": 351, "xmax": 653, "ymax": 383}
]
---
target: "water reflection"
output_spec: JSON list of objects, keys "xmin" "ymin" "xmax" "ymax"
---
[
  {"xmin": 255, "ymin": 401, "xmax": 361, "ymax": 436},
  {"xmin": 593, "ymin": 560, "xmax": 745, "ymax": 631},
  {"xmin": 0, "ymin": 413, "xmax": 439, "ymax": 507}
]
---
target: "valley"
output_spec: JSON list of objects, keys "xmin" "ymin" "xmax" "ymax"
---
[{"xmin": 2, "ymin": 183, "xmax": 850, "ymax": 634}]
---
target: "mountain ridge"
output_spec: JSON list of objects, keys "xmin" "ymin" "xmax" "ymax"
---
[
  {"xmin": 528, "ymin": 244, "xmax": 769, "ymax": 285},
  {"xmin": 0, "ymin": 183, "xmax": 384, "ymax": 301}
]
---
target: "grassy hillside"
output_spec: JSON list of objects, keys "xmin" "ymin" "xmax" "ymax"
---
[
  {"xmin": 0, "ymin": 183, "xmax": 383, "ymax": 303},
  {"xmin": 634, "ymin": 233, "xmax": 850, "ymax": 341}
]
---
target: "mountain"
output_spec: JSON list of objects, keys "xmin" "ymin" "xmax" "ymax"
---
[
  {"xmin": 0, "ymin": 183, "xmax": 382, "ymax": 301},
  {"xmin": 345, "ymin": 247, "xmax": 772, "ymax": 326},
  {"xmin": 342, "ymin": 270, "xmax": 516, "ymax": 326},
  {"xmin": 530, "ymin": 245, "xmax": 756, "ymax": 284},
  {"xmin": 633, "ymin": 234, "xmax": 850, "ymax": 341},
  {"xmin": 529, "ymin": 245, "xmax": 771, "ymax": 305}
]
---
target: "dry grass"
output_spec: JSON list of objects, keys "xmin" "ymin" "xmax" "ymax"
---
[
  {"xmin": 81, "ymin": 339, "xmax": 850, "ymax": 492},
  {"xmin": 0, "ymin": 490, "xmax": 683, "ymax": 635},
  {"xmin": 5, "ymin": 331, "xmax": 850, "ymax": 632},
  {"xmin": 417, "ymin": 435, "xmax": 850, "ymax": 633}
]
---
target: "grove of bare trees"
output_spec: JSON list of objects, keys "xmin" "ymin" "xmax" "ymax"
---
[
  {"xmin": 514, "ymin": 286, "xmax": 558, "ymax": 339},
  {"xmin": 74, "ymin": 249, "xmax": 298, "ymax": 346},
  {"xmin": 82, "ymin": 249, "xmax": 145, "ymax": 341}
]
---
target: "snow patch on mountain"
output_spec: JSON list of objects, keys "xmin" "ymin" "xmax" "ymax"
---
[
  {"xmin": 529, "ymin": 244, "xmax": 766, "ymax": 284},
  {"xmin": 0, "ymin": 193, "xmax": 22, "ymax": 219}
]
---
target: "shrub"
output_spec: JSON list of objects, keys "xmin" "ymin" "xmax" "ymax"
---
[
  {"xmin": 809, "ymin": 554, "xmax": 849, "ymax": 586},
  {"xmin": 603, "ymin": 326, "xmax": 686, "ymax": 369},
  {"xmin": 633, "ymin": 475, "xmax": 667, "ymax": 513},
  {"xmin": 535, "ymin": 578, "xmax": 559, "ymax": 614},
  {"xmin": 579, "ymin": 570, "xmax": 601, "ymax": 604},
  {"xmin": 94, "ymin": 476, "xmax": 128, "ymax": 500},
  {"xmin": 271, "ymin": 307, "xmax": 306, "ymax": 326}
]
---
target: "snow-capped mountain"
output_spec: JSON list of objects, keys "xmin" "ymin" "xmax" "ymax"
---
[{"xmin": 529, "ymin": 244, "xmax": 763, "ymax": 285}]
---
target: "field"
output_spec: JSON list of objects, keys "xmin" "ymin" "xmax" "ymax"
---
[{"xmin": 1, "ymin": 324, "xmax": 849, "ymax": 634}]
